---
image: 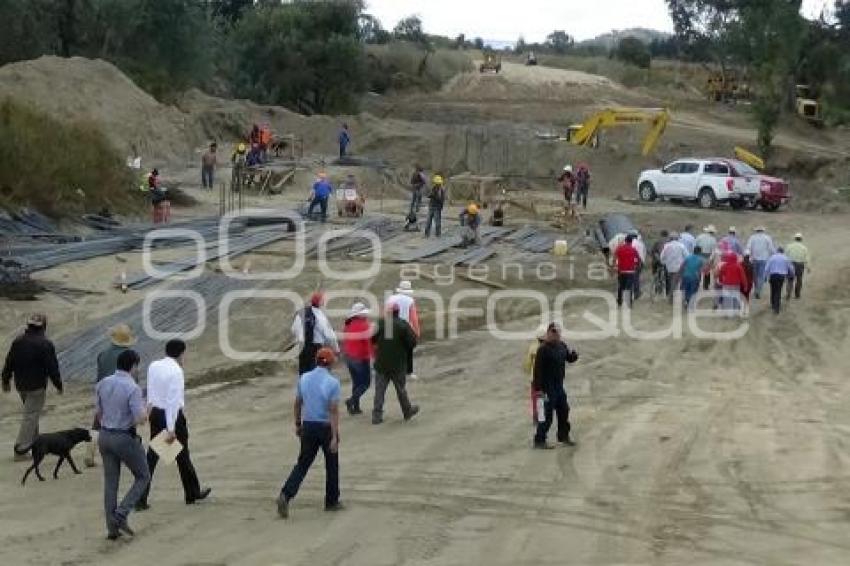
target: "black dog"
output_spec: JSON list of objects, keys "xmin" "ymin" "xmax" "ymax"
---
[{"xmin": 17, "ymin": 427, "xmax": 91, "ymax": 485}]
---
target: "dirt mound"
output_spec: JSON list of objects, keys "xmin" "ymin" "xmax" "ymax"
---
[
  {"xmin": 0, "ymin": 56, "xmax": 193, "ymax": 162},
  {"xmin": 440, "ymin": 62, "xmax": 618, "ymax": 102}
]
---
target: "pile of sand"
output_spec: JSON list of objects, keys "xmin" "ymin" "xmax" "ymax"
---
[{"xmin": 0, "ymin": 56, "xmax": 193, "ymax": 162}]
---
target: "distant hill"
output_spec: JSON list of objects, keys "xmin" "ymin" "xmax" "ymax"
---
[{"xmin": 577, "ymin": 28, "xmax": 671, "ymax": 49}]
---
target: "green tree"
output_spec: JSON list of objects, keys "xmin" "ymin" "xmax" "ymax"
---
[
  {"xmin": 515, "ymin": 35, "xmax": 527, "ymax": 54},
  {"xmin": 229, "ymin": 1, "xmax": 366, "ymax": 114},
  {"xmin": 393, "ymin": 15, "xmax": 428, "ymax": 46},
  {"xmin": 359, "ymin": 13, "xmax": 390, "ymax": 44},
  {"xmin": 473, "ymin": 37, "xmax": 484, "ymax": 50},
  {"xmin": 667, "ymin": 0, "xmax": 806, "ymax": 153},
  {"xmin": 545, "ymin": 30, "xmax": 573, "ymax": 54},
  {"xmin": 616, "ymin": 37, "xmax": 652, "ymax": 68}
]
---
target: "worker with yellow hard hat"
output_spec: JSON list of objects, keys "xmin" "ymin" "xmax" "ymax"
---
[
  {"xmin": 424, "ymin": 173, "xmax": 446, "ymax": 238},
  {"xmin": 460, "ymin": 201, "xmax": 481, "ymax": 247}
]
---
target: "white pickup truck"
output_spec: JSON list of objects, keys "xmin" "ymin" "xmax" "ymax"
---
[{"xmin": 636, "ymin": 158, "xmax": 790, "ymax": 211}]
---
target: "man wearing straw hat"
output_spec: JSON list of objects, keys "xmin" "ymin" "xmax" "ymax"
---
[
  {"xmin": 746, "ymin": 226, "xmax": 776, "ymax": 299},
  {"xmin": 85, "ymin": 324, "xmax": 137, "ymax": 468},
  {"xmin": 785, "ymin": 233, "xmax": 810, "ymax": 300},
  {"xmin": 3, "ymin": 313, "xmax": 62, "ymax": 460}
]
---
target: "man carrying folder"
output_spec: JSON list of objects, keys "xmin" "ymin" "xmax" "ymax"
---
[{"xmin": 137, "ymin": 339, "xmax": 211, "ymax": 510}]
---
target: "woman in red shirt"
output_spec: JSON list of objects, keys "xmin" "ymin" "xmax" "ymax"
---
[{"xmin": 342, "ymin": 302, "xmax": 374, "ymax": 415}]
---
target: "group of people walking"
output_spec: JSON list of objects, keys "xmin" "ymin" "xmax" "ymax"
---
[
  {"xmin": 613, "ymin": 223, "xmax": 811, "ymax": 315},
  {"xmin": 3, "ymin": 317, "xmax": 211, "ymax": 540}
]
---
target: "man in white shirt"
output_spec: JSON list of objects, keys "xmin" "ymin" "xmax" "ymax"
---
[
  {"xmin": 137, "ymin": 339, "xmax": 210, "ymax": 510},
  {"xmin": 291, "ymin": 292, "xmax": 339, "ymax": 375},
  {"xmin": 679, "ymin": 225, "xmax": 697, "ymax": 255},
  {"xmin": 745, "ymin": 226, "xmax": 775, "ymax": 299},
  {"xmin": 660, "ymin": 232, "xmax": 688, "ymax": 303}
]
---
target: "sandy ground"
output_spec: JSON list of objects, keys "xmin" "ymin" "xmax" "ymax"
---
[
  {"xmin": 2, "ymin": 56, "xmax": 850, "ymax": 566},
  {"xmin": 2, "ymin": 191, "xmax": 850, "ymax": 565}
]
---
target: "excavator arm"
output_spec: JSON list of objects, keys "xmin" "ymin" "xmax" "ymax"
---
[{"xmin": 568, "ymin": 108, "xmax": 670, "ymax": 156}]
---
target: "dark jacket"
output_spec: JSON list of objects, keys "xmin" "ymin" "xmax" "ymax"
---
[
  {"xmin": 372, "ymin": 314, "xmax": 417, "ymax": 376},
  {"xmin": 428, "ymin": 185, "xmax": 446, "ymax": 209},
  {"xmin": 532, "ymin": 340, "xmax": 578, "ymax": 394},
  {"xmin": 96, "ymin": 344, "xmax": 129, "ymax": 382},
  {"xmin": 2, "ymin": 329, "xmax": 62, "ymax": 392}
]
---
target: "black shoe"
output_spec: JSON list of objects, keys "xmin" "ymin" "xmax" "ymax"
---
[
  {"xmin": 134, "ymin": 501, "xmax": 150, "ymax": 512},
  {"xmin": 352, "ymin": 406, "xmax": 363, "ymax": 415},
  {"xmin": 372, "ymin": 415, "xmax": 383, "ymax": 425},
  {"xmin": 404, "ymin": 405, "xmax": 420, "ymax": 421},
  {"xmin": 559, "ymin": 437, "xmax": 576, "ymax": 446},
  {"xmin": 114, "ymin": 516, "xmax": 135, "ymax": 537},
  {"xmin": 325, "ymin": 501, "xmax": 344, "ymax": 512},
  {"xmin": 533, "ymin": 442, "xmax": 555, "ymax": 450},
  {"xmin": 187, "ymin": 487, "xmax": 212, "ymax": 505},
  {"xmin": 277, "ymin": 494, "xmax": 290, "ymax": 519},
  {"xmin": 345, "ymin": 399, "xmax": 355, "ymax": 416},
  {"xmin": 106, "ymin": 532, "xmax": 122, "ymax": 541}
]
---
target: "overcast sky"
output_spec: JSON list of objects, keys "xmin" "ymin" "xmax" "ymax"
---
[{"xmin": 365, "ymin": 0, "xmax": 833, "ymax": 42}]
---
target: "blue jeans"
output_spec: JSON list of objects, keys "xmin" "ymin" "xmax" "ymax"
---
[
  {"xmin": 752, "ymin": 259, "xmax": 767, "ymax": 296},
  {"xmin": 308, "ymin": 196, "xmax": 328, "ymax": 222},
  {"xmin": 281, "ymin": 422, "xmax": 339, "ymax": 506},
  {"xmin": 346, "ymin": 358, "xmax": 371, "ymax": 408},
  {"xmin": 424, "ymin": 206, "xmax": 442, "ymax": 237},
  {"xmin": 201, "ymin": 165, "xmax": 214, "ymax": 189},
  {"xmin": 682, "ymin": 276, "xmax": 700, "ymax": 307}
]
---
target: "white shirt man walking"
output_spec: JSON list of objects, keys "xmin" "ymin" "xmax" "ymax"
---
[
  {"xmin": 291, "ymin": 292, "xmax": 339, "ymax": 375},
  {"xmin": 660, "ymin": 232, "xmax": 688, "ymax": 303},
  {"xmin": 746, "ymin": 226, "xmax": 775, "ymax": 299},
  {"xmin": 137, "ymin": 339, "xmax": 211, "ymax": 510},
  {"xmin": 95, "ymin": 349, "xmax": 149, "ymax": 540}
]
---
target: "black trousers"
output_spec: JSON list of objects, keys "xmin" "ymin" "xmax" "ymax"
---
[
  {"xmin": 141, "ymin": 408, "xmax": 201, "ymax": 505},
  {"xmin": 617, "ymin": 273, "xmax": 635, "ymax": 307},
  {"xmin": 281, "ymin": 422, "xmax": 339, "ymax": 506},
  {"xmin": 769, "ymin": 273, "xmax": 785, "ymax": 314},
  {"xmin": 534, "ymin": 387, "xmax": 570, "ymax": 445}
]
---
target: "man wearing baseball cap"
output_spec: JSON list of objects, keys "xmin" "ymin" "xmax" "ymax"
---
[
  {"xmin": 278, "ymin": 347, "xmax": 343, "ymax": 518},
  {"xmin": 3, "ymin": 313, "xmax": 62, "ymax": 460},
  {"xmin": 532, "ymin": 322, "xmax": 578, "ymax": 449}
]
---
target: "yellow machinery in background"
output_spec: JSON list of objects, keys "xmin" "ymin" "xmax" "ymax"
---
[
  {"xmin": 565, "ymin": 108, "xmax": 671, "ymax": 156},
  {"xmin": 734, "ymin": 146, "xmax": 765, "ymax": 170},
  {"xmin": 479, "ymin": 51, "xmax": 502, "ymax": 74},
  {"xmin": 707, "ymin": 70, "xmax": 751, "ymax": 102},
  {"xmin": 795, "ymin": 85, "xmax": 822, "ymax": 124}
]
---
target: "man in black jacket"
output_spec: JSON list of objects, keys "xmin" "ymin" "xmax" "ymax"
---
[
  {"xmin": 532, "ymin": 322, "xmax": 578, "ymax": 449},
  {"xmin": 2, "ymin": 313, "xmax": 62, "ymax": 459}
]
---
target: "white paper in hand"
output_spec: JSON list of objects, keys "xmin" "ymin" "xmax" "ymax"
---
[{"xmin": 149, "ymin": 431, "xmax": 183, "ymax": 465}]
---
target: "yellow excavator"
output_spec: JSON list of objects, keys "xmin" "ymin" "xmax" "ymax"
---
[{"xmin": 564, "ymin": 107, "xmax": 671, "ymax": 156}]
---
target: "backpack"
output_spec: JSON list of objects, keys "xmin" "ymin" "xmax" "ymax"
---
[{"xmin": 301, "ymin": 307, "xmax": 316, "ymax": 349}]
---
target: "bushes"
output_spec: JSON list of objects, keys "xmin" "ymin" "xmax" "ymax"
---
[
  {"xmin": 0, "ymin": 98, "xmax": 139, "ymax": 218},
  {"xmin": 615, "ymin": 37, "xmax": 652, "ymax": 69},
  {"xmin": 366, "ymin": 43, "xmax": 473, "ymax": 93}
]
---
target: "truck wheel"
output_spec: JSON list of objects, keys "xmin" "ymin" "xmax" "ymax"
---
[
  {"xmin": 698, "ymin": 187, "xmax": 716, "ymax": 209},
  {"xmin": 761, "ymin": 201, "xmax": 779, "ymax": 212},
  {"xmin": 639, "ymin": 182, "xmax": 656, "ymax": 202}
]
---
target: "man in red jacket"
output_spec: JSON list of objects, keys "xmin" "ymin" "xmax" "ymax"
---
[
  {"xmin": 718, "ymin": 252, "xmax": 747, "ymax": 314},
  {"xmin": 614, "ymin": 234, "xmax": 641, "ymax": 308},
  {"xmin": 342, "ymin": 303, "xmax": 374, "ymax": 415}
]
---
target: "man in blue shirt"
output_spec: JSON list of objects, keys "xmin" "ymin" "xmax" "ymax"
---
[
  {"xmin": 307, "ymin": 173, "xmax": 333, "ymax": 223},
  {"xmin": 680, "ymin": 246, "xmax": 707, "ymax": 309},
  {"xmin": 278, "ymin": 347, "xmax": 342, "ymax": 518},
  {"xmin": 765, "ymin": 247, "xmax": 795, "ymax": 314},
  {"xmin": 338, "ymin": 123, "xmax": 351, "ymax": 158},
  {"xmin": 95, "ymin": 349, "xmax": 149, "ymax": 540}
]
